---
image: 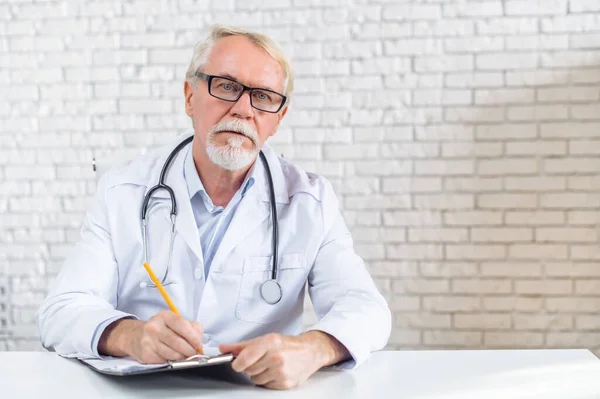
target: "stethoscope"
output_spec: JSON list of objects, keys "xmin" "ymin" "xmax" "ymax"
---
[{"xmin": 140, "ymin": 135, "xmax": 283, "ymax": 305}]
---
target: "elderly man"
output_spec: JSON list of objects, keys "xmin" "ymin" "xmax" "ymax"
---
[{"xmin": 37, "ymin": 24, "xmax": 391, "ymax": 390}]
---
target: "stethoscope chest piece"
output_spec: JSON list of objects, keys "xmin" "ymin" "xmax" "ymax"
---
[{"xmin": 260, "ymin": 279, "xmax": 282, "ymax": 305}]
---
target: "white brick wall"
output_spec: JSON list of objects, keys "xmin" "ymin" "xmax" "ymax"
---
[{"xmin": 1, "ymin": 0, "xmax": 600, "ymax": 355}]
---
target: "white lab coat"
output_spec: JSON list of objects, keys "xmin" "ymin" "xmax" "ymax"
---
[{"xmin": 36, "ymin": 133, "xmax": 391, "ymax": 368}]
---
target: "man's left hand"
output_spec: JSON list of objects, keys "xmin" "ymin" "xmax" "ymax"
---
[{"xmin": 219, "ymin": 331, "xmax": 349, "ymax": 390}]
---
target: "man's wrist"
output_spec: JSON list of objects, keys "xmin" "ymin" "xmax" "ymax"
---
[
  {"xmin": 299, "ymin": 330, "xmax": 350, "ymax": 368},
  {"xmin": 98, "ymin": 318, "xmax": 139, "ymax": 357}
]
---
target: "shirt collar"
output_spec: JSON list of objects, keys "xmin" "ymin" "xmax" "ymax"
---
[{"xmin": 183, "ymin": 144, "xmax": 257, "ymax": 202}]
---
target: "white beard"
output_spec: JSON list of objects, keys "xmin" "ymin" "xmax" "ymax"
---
[{"xmin": 205, "ymin": 120, "xmax": 260, "ymax": 171}]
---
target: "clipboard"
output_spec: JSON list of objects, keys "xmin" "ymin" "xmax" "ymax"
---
[{"xmin": 80, "ymin": 353, "xmax": 235, "ymax": 376}]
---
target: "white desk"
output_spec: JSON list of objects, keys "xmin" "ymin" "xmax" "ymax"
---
[{"xmin": 1, "ymin": 349, "xmax": 599, "ymax": 398}]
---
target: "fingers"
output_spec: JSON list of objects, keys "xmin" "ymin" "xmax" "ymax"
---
[
  {"xmin": 154, "ymin": 341, "xmax": 187, "ymax": 362},
  {"xmin": 160, "ymin": 311, "xmax": 204, "ymax": 352},
  {"xmin": 230, "ymin": 341, "xmax": 267, "ymax": 373},
  {"xmin": 157, "ymin": 328, "xmax": 198, "ymax": 358}
]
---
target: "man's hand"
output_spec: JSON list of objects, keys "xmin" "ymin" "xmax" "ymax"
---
[
  {"xmin": 219, "ymin": 331, "xmax": 350, "ymax": 390},
  {"xmin": 98, "ymin": 310, "xmax": 204, "ymax": 364}
]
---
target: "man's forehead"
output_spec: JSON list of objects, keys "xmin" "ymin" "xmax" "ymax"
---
[{"xmin": 205, "ymin": 36, "xmax": 285, "ymax": 91}]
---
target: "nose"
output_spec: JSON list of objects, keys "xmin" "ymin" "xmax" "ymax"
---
[{"xmin": 229, "ymin": 90, "xmax": 254, "ymax": 120}]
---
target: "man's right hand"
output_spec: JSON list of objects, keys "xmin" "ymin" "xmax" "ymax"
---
[{"xmin": 98, "ymin": 310, "xmax": 204, "ymax": 364}]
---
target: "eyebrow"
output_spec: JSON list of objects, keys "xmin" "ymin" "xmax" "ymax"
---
[{"xmin": 218, "ymin": 72, "xmax": 280, "ymax": 93}]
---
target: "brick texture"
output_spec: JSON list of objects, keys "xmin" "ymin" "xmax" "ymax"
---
[{"xmin": 1, "ymin": 0, "xmax": 600, "ymax": 356}]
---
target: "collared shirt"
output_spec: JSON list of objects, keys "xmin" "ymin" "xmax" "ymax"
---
[{"xmin": 183, "ymin": 145, "xmax": 256, "ymax": 279}]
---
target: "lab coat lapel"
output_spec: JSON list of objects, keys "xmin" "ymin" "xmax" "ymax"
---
[{"xmin": 210, "ymin": 189, "xmax": 270, "ymax": 272}]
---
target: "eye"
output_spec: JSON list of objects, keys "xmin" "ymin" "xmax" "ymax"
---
[
  {"xmin": 255, "ymin": 91, "xmax": 272, "ymax": 101},
  {"xmin": 220, "ymin": 83, "xmax": 234, "ymax": 91}
]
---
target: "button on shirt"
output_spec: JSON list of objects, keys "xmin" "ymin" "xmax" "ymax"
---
[{"xmin": 183, "ymin": 146, "xmax": 256, "ymax": 279}]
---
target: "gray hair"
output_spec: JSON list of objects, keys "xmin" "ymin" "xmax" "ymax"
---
[{"xmin": 185, "ymin": 24, "xmax": 294, "ymax": 105}]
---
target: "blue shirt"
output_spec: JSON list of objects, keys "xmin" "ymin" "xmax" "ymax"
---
[{"xmin": 183, "ymin": 146, "xmax": 256, "ymax": 279}]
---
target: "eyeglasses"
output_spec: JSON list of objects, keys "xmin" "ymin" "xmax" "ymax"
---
[{"xmin": 195, "ymin": 72, "xmax": 287, "ymax": 113}]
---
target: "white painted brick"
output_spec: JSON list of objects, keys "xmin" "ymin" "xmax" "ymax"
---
[
  {"xmin": 444, "ymin": 211, "xmax": 503, "ymax": 226},
  {"xmin": 445, "ymin": 72, "xmax": 504, "ymax": 88},
  {"xmin": 442, "ymin": 143, "xmax": 503, "ymax": 158},
  {"xmin": 472, "ymin": 228, "xmax": 533, "ymax": 243},
  {"xmin": 538, "ymin": 87, "xmax": 600, "ymax": 102},
  {"xmin": 506, "ymin": 0, "xmax": 567, "ymax": 16},
  {"xmin": 571, "ymin": 104, "xmax": 600, "ymax": 120},
  {"xmin": 388, "ymin": 329, "xmax": 421, "ymax": 346},
  {"xmin": 414, "ymin": 159, "xmax": 474, "ymax": 176},
  {"xmin": 446, "ymin": 244, "xmax": 506, "ymax": 260},
  {"xmin": 445, "ymin": 107, "xmax": 504, "ymax": 122},
  {"xmin": 384, "ymin": 39, "xmax": 442, "ymax": 56},
  {"xmin": 293, "ymin": 25, "xmax": 349, "ymax": 41},
  {"xmin": 387, "ymin": 244, "xmax": 444, "ymax": 260},
  {"xmin": 380, "ymin": 229, "xmax": 407, "ymax": 244},
  {"xmin": 414, "ymin": 194, "xmax": 474, "ymax": 210},
  {"xmin": 352, "ymin": 91, "xmax": 410, "ymax": 109},
  {"xmin": 420, "ymin": 262, "xmax": 478, "ymax": 277},
  {"xmin": 323, "ymin": 40, "xmax": 381, "ymax": 59},
  {"xmin": 383, "ymin": 107, "xmax": 444, "ymax": 124},
  {"xmin": 424, "ymin": 331, "xmax": 483, "ymax": 347},
  {"xmin": 388, "ymin": 295, "xmax": 420, "ymax": 312},
  {"xmin": 508, "ymin": 244, "xmax": 569, "ymax": 259},
  {"xmin": 478, "ymin": 158, "xmax": 538, "ymax": 176},
  {"xmin": 485, "ymin": 332, "xmax": 544, "ymax": 347},
  {"xmin": 541, "ymin": 15, "xmax": 600, "ymax": 33},
  {"xmin": 354, "ymin": 127, "xmax": 413, "ymax": 143},
  {"xmin": 445, "ymin": 37, "xmax": 504, "ymax": 54},
  {"xmin": 570, "ymin": 140, "xmax": 600, "ymax": 155},
  {"xmin": 353, "ymin": 160, "xmax": 412, "ymax": 176},
  {"xmin": 484, "ymin": 297, "xmax": 544, "ymax": 312},
  {"xmin": 515, "ymin": 314, "xmax": 573, "ymax": 330},
  {"xmin": 416, "ymin": 125, "xmax": 474, "ymax": 141},
  {"xmin": 119, "ymin": 99, "xmax": 172, "ymax": 114},
  {"xmin": 413, "ymin": 90, "xmax": 472, "ymax": 106},
  {"xmin": 478, "ymin": 193, "xmax": 537, "ymax": 209},
  {"xmin": 339, "ymin": 177, "xmax": 379, "ymax": 195},
  {"xmin": 395, "ymin": 313, "xmax": 451, "ymax": 330},
  {"xmin": 571, "ymin": 245, "xmax": 600, "ymax": 260},
  {"xmin": 408, "ymin": 228, "xmax": 468, "ymax": 243},
  {"xmin": 352, "ymin": 22, "xmax": 412, "ymax": 39},
  {"xmin": 444, "ymin": 177, "xmax": 503, "ymax": 192},
  {"xmin": 547, "ymin": 297, "xmax": 600, "ymax": 312},
  {"xmin": 506, "ymin": 141, "xmax": 567, "ymax": 156},
  {"xmin": 544, "ymin": 158, "xmax": 600, "ymax": 174},
  {"xmin": 506, "ymin": 70, "xmax": 569, "ymax": 87},
  {"xmin": 383, "ymin": 211, "xmax": 442, "ymax": 227},
  {"xmin": 413, "ymin": 20, "xmax": 475, "ymax": 37},
  {"xmin": 476, "ymin": 53, "xmax": 538, "ymax": 70},
  {"xmin": 382, "ymin": 177, "xmax": 442, "ymax": 193},
  {"xmin": 381, "ymin": 143, "xmax": 439, "ymax": 158},
  {"xmin": 382, "ymin": 4, "xmax": 442, "ymax": 21},
  {"xmin": 506, "ymin": 211, "xmax": 566, "ymax": 225},
  {"xmin": 453, "ymin": 279, "xmax": 512, "ymax": 294},
  {"xmin": 454, "ymin": 313, "xmax": 511, "ymax": 329},
  {"xmin": 508, "ymin": 105, "xmax": 569, "ymax": 121},
  {"xmin": 443, "ymin": 2, "xmax": 503, "ymax": 17},
  {"xmin": 385, "ymin": 73, "xmax": 444, "ymax": 89},
  {"xmin": 567, "ymin": 210, "xmax": 599, "ymax": 225},
  {"xmin": 515, "ymin": 279, "xmax": 572, "ymax": 295},
  {"xmin": 570, "ymin": 0, "xmax": 600, "ymax": 12},
  {"xmin": 367, "ymin": 261, "xmax": 415, "ymax": 278},
  {"xmin": 324, "ymin": 144, "xmax": 378, "ymax": 160},
  {"xmin": 476, "ymin": 89, "xmax": 536, "ymax": 105},
  {"xmin": 354, "ymin": 244, "xmax": 385, "ymax": 260},
  {"xmin": 541, "ymin": 122, "xmax": 600, "ymax": 138},
  {"xmin": 481, "ymin": 262, "xmax": 542, "ymax": 277},
  {"xmin": 423, "ymin": 296, "xmax": 481, "ymax": 313},
  {"xmin": 476, "ymin": 18, "xmax": 538, "ymax": 35},
  {"xmin": 575, "ymin": 280, "xmax": 600, "ymax": 295},
  {"xmin": 506, "ymin": 35, "xmax": 569, "ymax": 50},
  {"xmin": 345, "ymin": 195, "xmax": 411, "ymax": 210},
  {"xmin": 569, "ymin": 68, "xmax": 600, "ymax": 83},
  {"xmin": 415, "ymin": 55, "xmax": 473, "ymax": 72},
  {"xmin": 392, "ymin": 279, "xmax": 449, "ymax": 295},
  {"xmin": 505, "ymin": 176, "xmax": 566, "ymax": 191},
  {"xmin": 541, "ymin": 51, "xmax": 600, "ymax": 68},
  {"xmin": 575, "ymin": 316, "xmax": 600, "ymax": 331}
]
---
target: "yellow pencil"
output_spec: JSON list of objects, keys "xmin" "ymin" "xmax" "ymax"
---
[{"xmin": 143, "ymin": 262, "xmax": 204, "ymax": 355}]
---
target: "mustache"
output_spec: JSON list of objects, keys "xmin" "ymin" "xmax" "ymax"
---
[{"xmin": 208, "ymin": 119, "xmax": 259, "ymax": 146}]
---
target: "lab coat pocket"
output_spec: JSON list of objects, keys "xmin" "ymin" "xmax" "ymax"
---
[{"xmin": 236, "ymin": 253, "xmax": 307, "ymax": 324}]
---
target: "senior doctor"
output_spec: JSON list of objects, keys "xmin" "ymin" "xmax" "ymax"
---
[{"xmin": 37, "ymin": 24, "xmax": 391, "ymax": 390}]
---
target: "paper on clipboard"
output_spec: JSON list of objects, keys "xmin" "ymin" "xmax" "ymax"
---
[{"xmin": 80, "ymin": 347, "xmax": 234, "ymax": 376}]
